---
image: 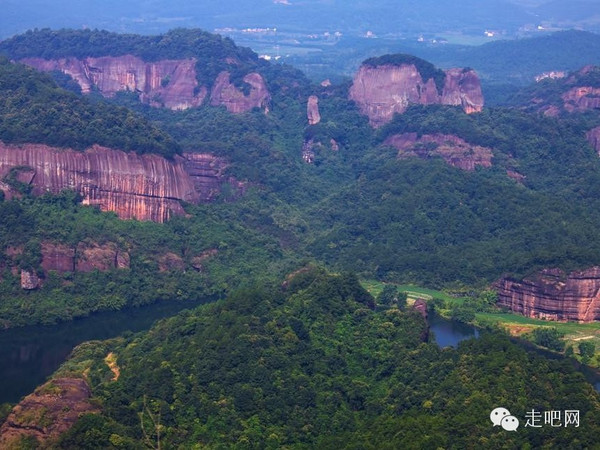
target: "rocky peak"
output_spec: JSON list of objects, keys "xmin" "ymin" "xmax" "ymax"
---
[
  {"xmin": 209, "ymin": 71, "xmax": 270, "ymax": 114},
  {"xmin": 21, "ymin": 56, "xmax": 272, "ymax": 114},
  {"xmin": 349, "ymin": 57, "xmax": 483, "ymax": 127},
  {"xmin": 307, "ymin": 95, "xmax": 321, "ymax": 125},
  {"xmin": 494, "ymin": 267, "xmax": 600, "ymax": 322}
]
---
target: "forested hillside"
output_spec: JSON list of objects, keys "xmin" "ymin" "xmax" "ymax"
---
[
  {"xmin": 0, "ymin": 58, "xmax": 179, "ymax": 157},
  {"xmin": 3, "ymin": 26, "xmax": 600, "ymax": 449},
  {"xmin": 2, "ymin": 28, "xmax": 600, "ymax": 324},
  {"xmin": 20, "ymin": 268, "xmax": 598, "ymax": 449}
]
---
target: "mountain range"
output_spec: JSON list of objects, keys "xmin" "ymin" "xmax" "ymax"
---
[{"xmin": 1, "ymin": 26, "xmax": 600, "ymax": 448}]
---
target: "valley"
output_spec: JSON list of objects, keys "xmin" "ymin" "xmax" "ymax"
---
[{"xmin": 1, "ymin": 24, "xmax": 600, "ymax": 448}]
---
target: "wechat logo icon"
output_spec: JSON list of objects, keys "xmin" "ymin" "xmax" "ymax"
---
[{"xmin": 490, "ymin": 407, "xmax": 519, "ymax": 431}]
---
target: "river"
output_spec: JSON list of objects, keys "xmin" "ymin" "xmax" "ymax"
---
[
  {"xmin": 1, "ymin": 302, "xmax": 598, "ymax": 405},
  {"xmin": 0, "ymin": 297, "xmax": 211, "ymax": 404},
  {"xmin": 429, "ymin": 310, "xmax": 600, "ymax": 391}
]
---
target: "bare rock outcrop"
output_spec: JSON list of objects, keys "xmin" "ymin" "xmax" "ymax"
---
[
  {"xmin": 158, "ymin": 252, "xmax": 185, "ymax": 272},
  {"xmin": 384, "ymin": 133, "xmax": 493, "ymax": 171},
  {"xmin": 349, "ymin": 61, "xmax": 483, "ymax": 127},
  {"xmin": 183, "ymin": 153, "xmax": 246, "ymax": 201},
  {"xmin": 562, "ymin": 86, "xmax": 600, "ymax": 113},
  {"xmin": 586, "ymin": 126, "xmax": 600, "ymax": 156},
  {"xmin": 0, "ymin": 142, "xmax": 242, "ymax": 222},
  {"xmin": 307, "ymin": 95, "xmax": 321, "ymax": 125},
  {"xmin": 41, "ymin": 242, "xmax": 75, "ymax": 273},
  {"xmin": 494, "ymin": 267, "xmax": 600, "ymax": 322},
  {"xmin": 22, "ymin": 56, "xmax": 272, "ymax": 114},
  {"xmin": 20, "ymin": 270, "xmax": 41, "ymax": 290},
  {"xmin": 210, "ymin": 71, "xmax": 270, "ymax": 113},
  {"xmin": 75, "ymin": 242, "xmax": 130, "ymax": 272},
  {"xmin": 22, "ymin": 56, "xmax": 206, "ymax": 110},
  {"xmin": 0, "ymin": 378, "xmax": 99, "ymax": 448}
]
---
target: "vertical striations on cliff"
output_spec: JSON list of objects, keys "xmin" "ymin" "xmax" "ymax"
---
[
  {"xmin": 0, "ymin": 142, "xmax": 245, "ymax": 222},
  {"xmin": 307, "ymin": 95, "xmax": 321, "ymax": 125},
  {"xmin": 349, "ymin": 58, "xmax": 484, "ymax": 127},
  {"xmin": 22, "ymin": 56, "xmax": 207, "ymax": 110},
  {"xmin": 494, "ymin": 267, "xmax": 600, "ymax": 322}
]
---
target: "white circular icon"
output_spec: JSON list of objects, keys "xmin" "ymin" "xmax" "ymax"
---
[{"xmin": 490, "ymin": 407, "xmax": 511, "ymax": 426}]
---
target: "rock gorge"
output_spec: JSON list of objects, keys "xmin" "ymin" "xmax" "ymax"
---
[
  {"xmin": 21, "ymin": 55, "xmax": 270, "ymax": 113},
  {"xmin": 349, "ymin": 61, "xmax": 484, "ymax": 127},
  {"xmin": 494, "ymin": 268, "xmax": 600, "ymax": 322},
  {"xmin": 0, "ymin": 142, "xmax": 244, "ymax": 222}
]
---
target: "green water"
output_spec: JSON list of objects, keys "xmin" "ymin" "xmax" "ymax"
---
[{"xmin": 0, "ymin": 297, "xmax": 212, "ymax": 404}]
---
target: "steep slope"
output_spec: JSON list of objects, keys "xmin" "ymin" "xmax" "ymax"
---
[
  {"xmin": 512, "ymin": 65, "xmax": 600, "ymax": 116},
  {"xmin": 0, "ymin": 59, "xmax": 245, "ymax": 222},
  {"xmin": 495, "ymin": 267, "xmax": 600, "ymax": 322},
  {"xmin": 0, "ymin": 29, "xmax": 276, "ymax": 113},
  {"xmin": 0, "ymin": 142, "xmax": 244, "ymax": 222},
  {"xmin": 5, "ymin": 269, "xmax": 599, "ymax": 448},
  {"xmin": 349, "ymin": 55, "xmax": 483, "ymax": 127}
]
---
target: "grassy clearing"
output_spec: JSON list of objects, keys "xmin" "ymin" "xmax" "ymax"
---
[
  {"xmin": 361, "ymin": 279, "xmax": 600, "ymax": 367},
  {"xmin": 476, "ymin": 311, "xmax": 600, "ymax": 366},
  {"xmin": 361, "ymin": 279, "xmax": 466, "ymax": 304}
]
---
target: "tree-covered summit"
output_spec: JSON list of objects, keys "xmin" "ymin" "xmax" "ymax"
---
[
  {"xmin": 0, "ymin": 57, "xmax": 180, "ymax": 157},
  {"xmin": 363, "ymin": 53, "xmax": 447, "ymax": 93},
  {"xmin": 0, "ymin": 28, "xmax": 254, "ymax": 64},
  {"xmin": 42, "ymin": 267, "xmax": 600, "ymax": 449}
]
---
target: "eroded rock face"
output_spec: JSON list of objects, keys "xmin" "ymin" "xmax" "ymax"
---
[
  {"xmin": 307, "ymin": 95, "xmax": 321, "ymax": 125},
  {"xmin": 41, "ymin": 242, "xmax": 75, "ymax": 273},
  {"xmin": 76, "ymin": 242, "xmax": 130, "ymax": 272},
  {"xmin": 210, "ymin": 71, "xmax": 270, "ymax": 113},
  {"xmin": 20, "ymin": 270, "xmax": 40, "ymax": 290},
  {"xmin": 158, "ymin": 252, "xmax": 185, "ymax": 272},
  {"xmin": 0, "ymin": 378, "xmax": 99, "ymax": 448},
  {"xmin": 22, "ymin": 56, "xmax": 206, "ymax": 110},
  {"xmin": 384, "ymin": 133, "xmax": 493, "ymax": 171},
  {"xmin": 494, "ymin": 267, "xmax": 600, "ymax": 322},
  {"xmin": 586, "ymin": 126, "xmax": 600, "ymax": 156},
  {"xmin": 349, "ymin": 63, "xmax": 483, "ymax": 127},
  {"xmin": 183, "ymin": 153, "xmax": 246, "ymax": 201},
  {"xmin": 0, "ymin": 142, "xmax": 241, "ymax": 222},
  {"xmin": 562, "ymin": 86, "xmax": 600, "ymax": 113}
]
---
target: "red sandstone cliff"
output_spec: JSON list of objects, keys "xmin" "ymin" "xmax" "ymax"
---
[
  {"xmin": 307, "ymin": 95, "xmax": 321, "ymax": 125},
  {"xmin": 383, "ymin": 133, "xmax": 493, "ymax": 171},
  {"xmin": 494, "ymin": 267, "xmax": 600, "ymax": 322},
  {"xmin": 209, "ymin": 71, "xmax": 270, "ymax": 113},
  {"xmin": 349, "ymin": 64, "xmax": 484, "ymax": 127},
  {"xmin": 586, "ymin": 126, "xmax": 600, "ymax": 156},
  {"xmin": 0, "ymin": 378, "xmax": 99, "ymax": 448},
  {"xmin": 0, "ymin": 142, "xmax": 244, "ymax": 222},
  {"xmin": 5, "ymin": 240, "xmax": 217, "ymax": 289},
  {"xmin": 21, "ymin": 56, "xmax": 270, "ymax": 113},
  {"xmin": 22, "ymin": 56, "xmax": 206, "ymax": 110}
]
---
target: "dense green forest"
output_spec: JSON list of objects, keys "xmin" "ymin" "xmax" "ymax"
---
[
  {"xmin": 0, "ymin": 57, "xmax": 179, "ymax": 157},
  {"xmin": 37, "ymin": 268, "xmax": 600, "ymax": 448},
  {"xmin": 3, "ymin": 26, "xmax": 600, "ymax": 449},
  {"xmin": 3, "ymin": 34, "xmax": 600, "ymax": 325},
  {"xmin": 0, "ymin": 29, "xmax": 311, "ymax": 96},
  {"xmin": 0, "ymin": 190, "xmax": 300, "ymax": 327}
]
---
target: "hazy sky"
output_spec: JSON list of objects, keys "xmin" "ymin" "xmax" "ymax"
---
[{"xmin": 1, "ymin": 0, "xmax": 598, "ymax": 39}]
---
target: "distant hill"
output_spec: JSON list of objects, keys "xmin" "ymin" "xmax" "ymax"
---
[{"xmin": 2, "ymin": 0, "xmax": 599, "ymax": 40}]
